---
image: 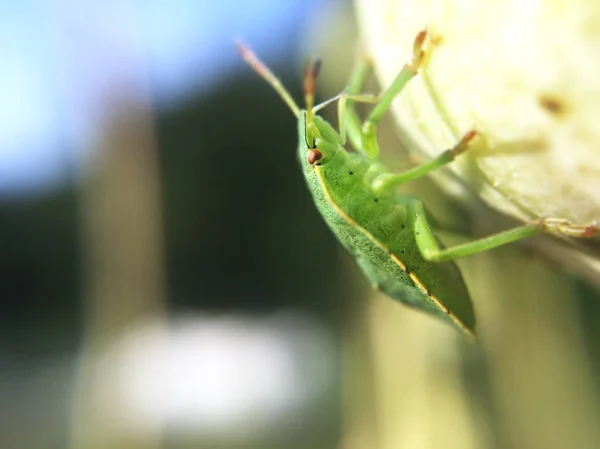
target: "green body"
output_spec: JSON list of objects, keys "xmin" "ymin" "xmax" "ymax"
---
[
  {"xmin": 238, "ymin": 31, "xmax": 597, "ymax": 338},
  {"xmin": 299, "ymin": 115, "xmax": 474, "ymax": 334}
]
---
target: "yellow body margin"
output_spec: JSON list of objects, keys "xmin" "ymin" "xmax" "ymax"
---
[{"xmin": 315, "ymin": 168, "xmax": 473, "ymax": 337}]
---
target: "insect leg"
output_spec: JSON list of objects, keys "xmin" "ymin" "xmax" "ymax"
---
[
  {"xmin": 371, "ymin": 130, "xmax": 476, "ymax": 195},
  {"xmin": 534, "ymin": 218, "xmax": 599, "ymax": 238},
  {"xmin": 338, "ymin": 93, "xmax": 378, "ymax": 149},
  {"xmin": 342, "ymin": 56, "xmax": 373, "ymax": 152},
  {"xmin": 361, "ymin": 30, "xmax": 428, "ymax": 158},
  {"xmin": 407, "ymin": 199, "xmax": 599, "ymax": 262},
  {"xmin": 406, "ymin": 198, "xmax": 544, "ymax": 262}
]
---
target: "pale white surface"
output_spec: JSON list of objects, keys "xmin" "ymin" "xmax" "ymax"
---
[{"xmin": 355, "ymin": 0, "xmax": 600, "ymax": 224}]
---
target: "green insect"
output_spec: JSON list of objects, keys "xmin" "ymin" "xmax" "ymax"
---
[{"xmin": 237, "ymin": 31, "xmax": 599, "ymax": 336}]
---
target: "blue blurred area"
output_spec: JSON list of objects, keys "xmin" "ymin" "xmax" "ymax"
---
[{"xmin": 0, "ymin": 0, "xmax": 327, "ymax": 196}]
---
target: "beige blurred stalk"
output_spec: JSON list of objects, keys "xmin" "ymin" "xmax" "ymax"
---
[
  {"xmin": 335, "ymin": 2, "xmax": 600, "ymax": 449},
  {"xmin": 67, "ymin": 54, "xmax": 166, "ymax": 449},
  {"xmin": 71, "ymin": 97, "xmax": 167, "ymax": 449}
]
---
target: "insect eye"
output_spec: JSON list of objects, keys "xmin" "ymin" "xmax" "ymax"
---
[{"xmin": 308, "ymin": 149, "xmax": 323, "ymax": 165}]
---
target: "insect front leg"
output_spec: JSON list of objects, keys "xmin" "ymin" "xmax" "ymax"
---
[
  {"xmin": 338, "ymin": 92, "xmax": 378, "ymax": 150},
  {"xmin": 341, "ymin": 55, "xmax": 373, "ymax": 152},
  {"xmin": 361, "ymin": 30, "xmax": 428, "ymax": 158}
]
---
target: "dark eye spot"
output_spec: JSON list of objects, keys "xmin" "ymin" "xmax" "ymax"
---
[
  {"xmin": 401, "ymin": 250, "xmax": 405, "ymax": 254},
  {"xmin": 349, "ymin": 171, "xmax": 354, "ymax": 175},
  {"xmin": 374, "ymin": 198, "xmax": 379, "ymax": 203},
  {"xmin": 308, "ymin": 149, "xmax": 323, "ymax": 165}
]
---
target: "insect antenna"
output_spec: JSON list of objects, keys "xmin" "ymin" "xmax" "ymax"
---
[
  {"xmin": 303, "ymin": 58, "xmax": 322, "ymax": 128},
  {"xmin": 313, "ymin": 90, "xmax": 346, "ymax": 114},
  {"xmin": 235, "ymin": 41, "xmax": 301, "ymax": 117}
]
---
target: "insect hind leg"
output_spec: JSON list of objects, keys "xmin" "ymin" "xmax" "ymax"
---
[{"xmin": 537, "ymin": 218, "xmax": 599, "ymax": 238}]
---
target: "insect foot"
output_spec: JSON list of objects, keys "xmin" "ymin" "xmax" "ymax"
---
[
  {"xmin": 535, "ymin": 218, "xmax": 600, "ymax": 238},
  {"xmin": 409, "ymin": 29, "xmax": 428, "ymax": 73},
  {"xmin": 447, "ymin": 129, "xmax": 478, "ymax": 159}
]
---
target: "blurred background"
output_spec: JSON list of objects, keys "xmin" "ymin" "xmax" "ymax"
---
[{"xmin": 1, "ymin": 1, "xmax": 600, "ymax": 449}]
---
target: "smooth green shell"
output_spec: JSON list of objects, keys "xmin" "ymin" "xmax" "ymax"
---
[{"xmin": 298, "ymin": 113, "xmax": 475, "ymax": 335}]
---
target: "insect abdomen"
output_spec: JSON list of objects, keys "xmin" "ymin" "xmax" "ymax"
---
[{"xmin": 307, "ymin": 154, "xmax": 475, "ymax": 334}]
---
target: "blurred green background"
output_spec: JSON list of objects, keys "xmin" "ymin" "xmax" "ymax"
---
[{"xmin": 1, "ymin": 1, "xmax": 600, "ymax": 449}]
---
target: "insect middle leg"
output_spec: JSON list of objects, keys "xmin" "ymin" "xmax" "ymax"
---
[{"xmin": 371, "ymin": 129, "xmax": 477, "ymax": 195}]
